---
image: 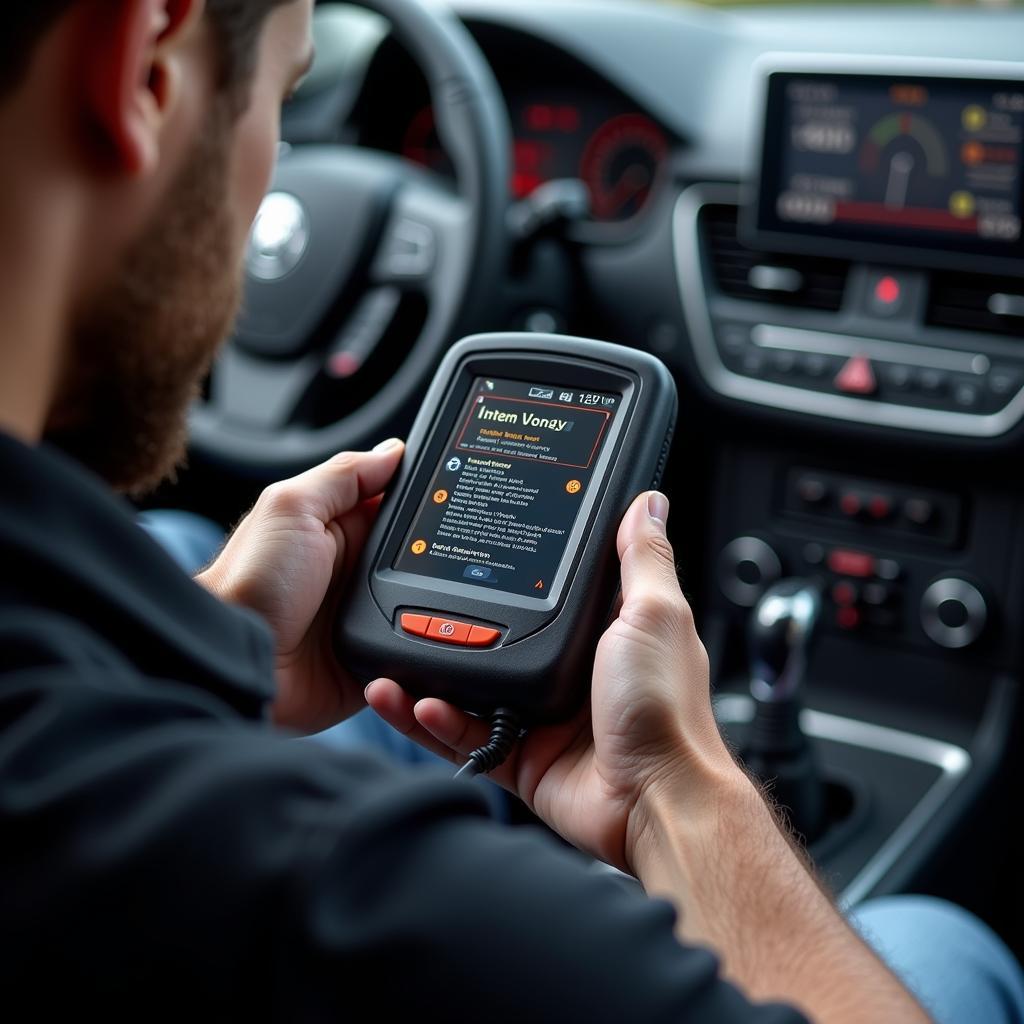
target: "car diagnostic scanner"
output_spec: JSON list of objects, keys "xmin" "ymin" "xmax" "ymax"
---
[{"xmin": 336, "ymin": 334, "xmax": 677, "ymax": 773}]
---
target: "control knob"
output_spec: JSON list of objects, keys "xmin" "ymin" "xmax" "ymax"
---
[
  {"xmin": 718, "ymin": 536, "xmax": 782, "ymax": 608},
  {"xmin": 920, "ymin": 578, "xmax": 987, "ymax": 650}
]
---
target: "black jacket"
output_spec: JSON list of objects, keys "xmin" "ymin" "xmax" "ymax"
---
[{"xmin": 0, "ymin": 432, "xmax": 805, "ymax": 1022}]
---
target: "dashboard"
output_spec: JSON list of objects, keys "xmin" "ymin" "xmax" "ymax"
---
[
  {"xmin": 267, "ymin": 0, "xmax": 1024, "ymax": 923},
  {"xmin": 352, "ymin": 27, "xmax": 673, "ymax": 225}
]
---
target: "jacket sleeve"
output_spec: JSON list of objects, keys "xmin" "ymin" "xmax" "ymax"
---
[{"xmin": 0, "ymin": 663, "xmax": 808, "ymax": 1024}]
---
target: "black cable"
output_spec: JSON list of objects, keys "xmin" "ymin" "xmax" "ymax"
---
[{"xmin": 454, "ymin": 708, "xmax": 523, "ymax": 780}]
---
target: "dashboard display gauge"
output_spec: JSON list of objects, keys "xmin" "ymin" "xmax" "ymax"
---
[
  {"xmin": 401, "ymin": 106, "xmax": 453, "ymax": 177},
  {"xmin": 580, "ymin": 114, "xmax": 668, "ymax": 221}
]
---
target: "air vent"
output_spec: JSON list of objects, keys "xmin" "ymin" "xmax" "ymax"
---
[
  {"xmin": 701, "ymin": 205, "xmax": 850, "ymax": 312},
  {"xmin": 927, "ymin": 271, "xmax": 1024, "ymax": 339}
]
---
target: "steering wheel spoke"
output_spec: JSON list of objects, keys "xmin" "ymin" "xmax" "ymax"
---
[
  {"xmin": 204, "ymin": 346, "xmax": 321, "ymax": 433},
  {"xmin": 370, "ymin": 182, "xmax": 472, "ymax": 298}
]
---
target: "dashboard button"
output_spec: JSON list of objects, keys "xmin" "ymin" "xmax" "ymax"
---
[
  {"xmin": 917, "ymin": 368, "xmax": 948, "ymax": 396},
  {"xmin": 882, "ymin": 364, "xmax": 915, "ymax": 391},
  {"xmin": 990, "ymin": 368, "xmax": 1023, "ymax": 398},
  {"xmin": 400, "ymin": 614, "xmax": 432, "ymax": 638},
  {"xmin": 828, "ymin": 549, "xmax": 876, "ymax": 578},
  {"xmin": 835, "ymin": 355, "xmax": 877, "ymax": 396},
  {"xmin": 426, "ymin": 618, "xmax": 473, "ymax": 645},
  {"xmin": 466, "ymin": 626, "xmax": 502, "ymax": 648},
  {"xmin": 801, "ymin": 352, "xmax": 832, "ymax": 378},
  {"xmin": 953, "ymin": 382, "xmax": 980, "ymax": 409},
  {"xmin": 904, "ymin": 498, "xmax": 935, "ymax": 527}
]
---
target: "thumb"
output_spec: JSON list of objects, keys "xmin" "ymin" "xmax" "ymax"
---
[{"xmin": 616, "ymin": 491, "xmax": 684, "ymax": 613}]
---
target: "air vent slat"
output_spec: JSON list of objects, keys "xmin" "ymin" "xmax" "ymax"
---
[
  {"xmin": 927, "ymin": 272, "xmax": 1024, "ymax": 339},
  {"xmin": 700, "ymin": 205, "xmax": 849, "ymax": 312}
]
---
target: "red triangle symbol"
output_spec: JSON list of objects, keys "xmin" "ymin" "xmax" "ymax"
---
[{"xmin": 835, "ymin": 355, "xmax": 877, "ymax": 396}]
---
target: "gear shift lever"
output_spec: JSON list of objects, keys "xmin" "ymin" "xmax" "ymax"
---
[{"xmin": 744, "ymin": 579, "xmax": 826, "ymax": 842}]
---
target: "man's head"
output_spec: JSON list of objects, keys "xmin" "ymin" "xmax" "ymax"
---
[{"xmin": 0, "ymin": 0, "xmax": 314, "ymax": 493}]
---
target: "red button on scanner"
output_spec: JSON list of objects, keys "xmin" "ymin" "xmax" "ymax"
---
[
  {"xmin": 828, "ymin": 549, "xmax": 876, "ymax": 579},
  {"xmin": 426, "ymin": 618, "xmax": 473, "ymax": 645},
  {"xmin": 466, "ymin": 626, "xmax": 502, "ymax": 648},
  {"xmin": 400, "ymin": 614, "xmax": 432, "ymax": 638}
]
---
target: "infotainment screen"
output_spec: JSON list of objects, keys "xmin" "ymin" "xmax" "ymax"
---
[
  {"xmin": 752, "ymin": 68, "xmax": 1024, "ymax": 271},
  {"xmin": 393, "ymin": 376, "xmax": 620, "ymax": 599}
]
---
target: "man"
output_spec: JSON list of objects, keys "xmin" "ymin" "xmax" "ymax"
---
[{"xmin": 0, "ymin": 2, "xmax": 1021, "ymax": 1021}]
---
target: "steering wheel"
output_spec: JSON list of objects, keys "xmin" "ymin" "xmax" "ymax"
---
[{"xmin": 190, "ymin": 0, "xmax": 511, "ymax": 476}]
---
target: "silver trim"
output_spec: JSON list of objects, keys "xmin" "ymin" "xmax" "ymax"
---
[
  {"xmin": 752, "ymin": 325, "xmax": 989, "ymax": 376},
  {"xmin": 718, "ymin": 536, "xmax": 782, "ymax": 607},
  {"xmin": 714, "ymin": 694, "xmax": 972, "ymax": 907},
  {"xmin": 920, "ymin": 578, "xmax": 988, "ymax": 650},
  {"xmin": 672, "ymin": 183, "xmax": 1024, "ymax": 437}
]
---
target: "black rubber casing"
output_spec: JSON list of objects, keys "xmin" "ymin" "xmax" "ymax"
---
[{"xmin": 336, "ymin": 333, "xmax": 678, "ymax": 723}]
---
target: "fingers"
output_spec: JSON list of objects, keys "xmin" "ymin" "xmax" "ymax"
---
[
  {"xmin": 365, "ymin": 680, "xmax": 521, "ymax": 790},
  {"xmin": 262, "ymin": 439, "xmax": 405, "ymax": 525},
  {"xmin": 613, "ymin": 491, "xmax": 696, "ymax": 639}
]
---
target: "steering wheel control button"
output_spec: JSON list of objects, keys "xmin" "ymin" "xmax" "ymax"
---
[
  {"xmin": 921, "ymin": 579, "xmax": 987, "ymax": 649},
  {"xmin": 377, "ymin": 218, "xmax": 436, "ymax": 280},
  {"xmin": 400, "ymin": 614, "xmax": 432, "ymax": 638},
  {"xmin": 466, "ymin": 626, "xmax": 503, "ymax": 648},
  {"xmin": 426, "ymin": 618, "xmax": 473, "ymax": 646},
  {"xmin": 835, "ymin": 355, "xmax": 877, "ymax": 396},
  {"xmin": 718, "ymin": 537, "xmax": 782, "ymax": 607}
]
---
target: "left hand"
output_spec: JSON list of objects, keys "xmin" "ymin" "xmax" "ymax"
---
[{"xmin": 197, "ymin": 439, "xmax": 405, "ymax": 734}]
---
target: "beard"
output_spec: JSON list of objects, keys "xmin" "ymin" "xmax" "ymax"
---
[{"xmin": 46, "ymin": 103, "xmax": 243, "ymax": 497}]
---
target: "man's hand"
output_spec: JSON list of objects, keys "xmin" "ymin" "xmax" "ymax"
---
[
  {"xmin": 366, "ymin": 492, "xmax": 930, "ymax": 1023},
  {"xmin": 365, "ymin": 489, "xmax": 735, "ymax": 871},
  {"xmin": 197, "ymin": 439, "xmax": 404, "ymax": 735}
]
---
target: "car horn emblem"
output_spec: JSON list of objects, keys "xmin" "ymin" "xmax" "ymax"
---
[{"xmin": 246, "ymin": 191, "xmax": 310, "ymax": 282}]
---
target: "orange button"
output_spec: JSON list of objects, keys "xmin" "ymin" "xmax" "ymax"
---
[
  {"xmin": 400, "ymin": 614, "xmax": 432, "ymax": 638},
  {"xmin": 466, "ymin": 626, "xmax": 502, "ymax": 648},
  {"xmin": 426, "ymin": 617, "xmax": 472, "ymax": 645}
]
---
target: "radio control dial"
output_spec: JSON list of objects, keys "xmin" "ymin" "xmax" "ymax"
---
[
  {"xmin": 719, "ymin": 537, "xmax": 782, "ymax": 607},
  {"xmin": 920, "ymin": 578, "xmax": 988, "ymax": 649}
]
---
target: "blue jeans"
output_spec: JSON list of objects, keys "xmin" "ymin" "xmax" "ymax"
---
[{"xmin": 147, "ymin": 508, "xmax": 1024, "ymax": 1023}]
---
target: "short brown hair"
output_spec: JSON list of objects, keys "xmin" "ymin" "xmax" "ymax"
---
[{"xmin": 0, "ymin": 1, "xmax": 296, "ymax": 103}]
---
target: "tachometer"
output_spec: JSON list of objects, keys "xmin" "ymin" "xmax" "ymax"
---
[
  {"xmin": 401, "ymin": 106, "xmax": 453, "ymax": 178},
  {"xmin": 580, "ymin": 114, "xmax": 668, "ymax": 222}
]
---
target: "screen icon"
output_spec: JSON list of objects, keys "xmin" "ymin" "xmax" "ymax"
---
[
  {"xmin": 446, "ymin": 457, "xmax": 462, "ymax": 472},
  {"xmin": 411, "ymin": 540, "xmax": 428, "ymax": 556},
  {"xmin": 566, "ymin": 480, "xmax": 582, "ymax": 495},
  {"xmin": 463, "ymin": 565, "xmax": 493, "ymax": 581},
  {"xmin": 529, "ymin": 387, "xmax": 555, "ymax": 400},
  {"xmin": 559, "ymin": 392, "xmax": 574, "ymax": 403},
  {"xmin": 433, "ymin": 489, "xmax": 449, "ymax": 504},
  {"xmin": 534, "ymin": 580, "xmax": 545, "ymax": 590}
]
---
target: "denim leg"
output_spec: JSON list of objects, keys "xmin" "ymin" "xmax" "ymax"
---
[
  {"xmin": 850, "ymin": 895, "xmax": 1024, "ymax": 1024},
  {"xmin": 138, "ymin": 510, "xmax": 225, "ymax": 574}
]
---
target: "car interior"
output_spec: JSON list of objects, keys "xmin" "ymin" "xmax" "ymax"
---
[{"xmin": 154, "ymin": 0, "xmax": 1024, "ymax": 964}]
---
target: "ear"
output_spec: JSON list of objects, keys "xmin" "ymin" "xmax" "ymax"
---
[{"xmin": 79, "ymin": 0, "xmax": 207, "ymax": 177}]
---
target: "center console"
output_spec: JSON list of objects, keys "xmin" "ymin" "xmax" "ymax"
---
[{"xmin": 672, "ymin": 56, "xmax": 1024, "ymax": 906}]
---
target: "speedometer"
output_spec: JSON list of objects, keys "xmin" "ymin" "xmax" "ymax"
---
[{"xmin": 580, "ymin": 114, "xmax": 668, "ymax": 222}]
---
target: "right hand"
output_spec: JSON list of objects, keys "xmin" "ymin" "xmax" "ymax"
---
[{"xmin": 366, "ymin": 490, "xmax": 741, "ymax": 872}]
